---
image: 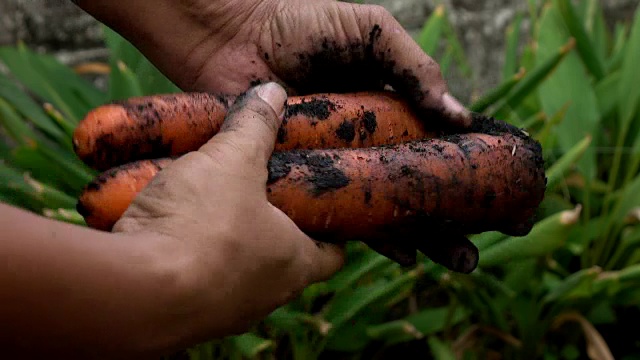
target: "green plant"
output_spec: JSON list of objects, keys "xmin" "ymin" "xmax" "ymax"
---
[{"xmin": 1, "ymin": 0, "xmax": 640, "ymax": 358}]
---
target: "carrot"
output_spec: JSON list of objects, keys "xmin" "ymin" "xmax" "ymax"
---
[
  {"xmin": 73, "ymin": 91, "xmax": 438, "ymax": 171},
  {"xmin": 77, "ymin": 116, "xmax": 547, "ymax": 242}
]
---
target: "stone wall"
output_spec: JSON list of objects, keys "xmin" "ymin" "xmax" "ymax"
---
[{"xmin": 1, "ymin": 0, "xmax": 638, "ymax": 100}]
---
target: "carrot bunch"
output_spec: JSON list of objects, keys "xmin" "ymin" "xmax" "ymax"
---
[{"xmin": 72, "ymin": 91, "xmax": 547, "ymax": 270}]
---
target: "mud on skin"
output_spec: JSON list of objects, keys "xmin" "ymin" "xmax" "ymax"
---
[{"xmin": 273, "ymin": 25, "xmax": 440, "ymax": 123}]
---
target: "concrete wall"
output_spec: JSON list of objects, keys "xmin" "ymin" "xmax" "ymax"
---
[{"xmin": 1, "ymin": 0, "xmax": 638, "ymax": 100}]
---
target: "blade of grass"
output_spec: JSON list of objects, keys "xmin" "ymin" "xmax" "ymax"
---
[
  {"xmin": 366, "ymin": 306, "xmax": 467, "ymax": 345},
  {"xmin": 606, "ymin": 225, "xmax": 640, "ymax": 269},
  {"xmin": 0, "ymin": 77, "xmax": 67, "ymax": 143},
  {"xmin": 599, "ymin": 175, "xmax": 640, "ymax": 268},
  {"xmin": 535, "ymin": 101, "xmax": 569, "ymax": 150},
  {"xmin": 324, "ymin": 250, "xmax": 393, "ymax": 292},
  {"xmin": 0, "ymin": 44, "xmax": 101, "ymax": 122},
  {"xmin": 586, "ymin": 0, "xmax": 609, "ymax": 64},
  {"xmin": 470, "ymin": 67, "xmax": 526, "ymax": 113},
  {"xmin": 543, "ymin": 266, "xmax": 601, "ymax": 303},
  {"xmin": 536, "ymin": 5, "xmax": 600, "ymax": 182},
  {"xmin": 606, "ymin": 23, "xmax": 629, "ymax": 72},
  {"xmin": 491, "ymin": 37, "xmax": 575, "ymax": 118},
  {"xmin": 9, "ymin": 143, "xmax": 95, "ymax": 194},
  {"xmin": 503, "ymin": 13, "xmax": 525, "ymax": 81},
  {"xmin": 598, "ymin": 7, "xmax": 640, "ymax": 257},
  {"xmin": 107, "ymin": 60, "xmax": 145, "ymax": 101},
  {"xmin": 479, "ymin": 205, "xmax": 582, "ymax": 267},
  {"xmin": 42, "ymin": 208, "xmax": 86, "ymax": 226},
  {"xmin": 427, "ymin": 336, "xmax": 456, "ymax": 360},
  {"xmin": 0, "ymin": 97, "xmax": 38, "ymax": 146},
  {"xmin": 545, "ymin": 135, "xmax": 592, "ymax": 192},
  {"xmin": 417, "ymin": 5, "xmax": 446, "ymax": 56},
  {"xmin": 594, "ymin": 71, "xmax": 621, "ymax": 119},
  {"xmin": 472, "ymin": 231, "xmax": 508, "ymax": 252},
  {"xmin": 442, "ymin": 11, "xmax": 473, "ymax": 78},
  {"xmin": 229, "ymin": 333, "xmax": 274, "ymax": 358},
  {"xmin": 43, "ymin": 103, "xmax": 77, "ymax": 143},
  {"xmin": 322, "ymin": 265, "xmax": 424, "ymax": 334},
  {"xmin": 0, "ymin": 165, "xmax": 77, "ymax": 210},
  {"xmin": 555, "ymin": 0, "xmax": 605, "ymax": 80}
]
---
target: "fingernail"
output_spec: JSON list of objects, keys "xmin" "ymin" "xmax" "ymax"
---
[
  {"xmin": 454, "ymin": 246, "xmax": 479, "ymax": 274},
  {"xmin": 443, "ymin": 93, "xmax": 472, "ymax": 127},
  {"xmin": 255, "ymin": 82, "xmax": 287, "ymax": 117}
]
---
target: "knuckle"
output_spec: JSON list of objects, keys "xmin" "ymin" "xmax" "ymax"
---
[{"xmin": 361, "ymin": 4, "xmax": 392, "ymax": 20}]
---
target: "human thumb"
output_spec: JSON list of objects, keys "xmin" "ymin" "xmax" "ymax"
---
[{"xmin": 198, "ymin": 82, "xmax": 288, "ymax": 167}]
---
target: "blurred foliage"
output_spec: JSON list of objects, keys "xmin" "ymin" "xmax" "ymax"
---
[{"xmin": 1, "ymin": 0, "xmax": 640, "ymax": 359}]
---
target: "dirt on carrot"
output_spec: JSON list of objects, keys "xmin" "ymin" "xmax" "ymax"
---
[
  {"xmin": 73, "ymin": 91, "xmax": 438, "ymax": 171},
  {"xmin": 77, "ymin": 118, "xmax": 546, "ymax": 241}
]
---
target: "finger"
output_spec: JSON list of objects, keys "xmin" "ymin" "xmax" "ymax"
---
[
  {"xmin": 269, "ymin": 208, "xmax": 346, "ymax": 284},
  {"xmin": 303, "ymin": 240, "xmax": 347, "ymax": 284},
  {"xmin": 416, "ymin": 234, "xmax": 479, "ymax": 274},
  {"xmin": 266, "ymin": 2, "xmax": 471, "ymax": 129},
  {"xmin": 366, "ymin": 240, "xmax": 417, "ymax": 267},
  {"xmin": 198, "ymin": 82, "xmax": 288, "ymax": 168},
  {"xmin": 353, "ymin": 4, "xmax": 471, "ymax": 129}
]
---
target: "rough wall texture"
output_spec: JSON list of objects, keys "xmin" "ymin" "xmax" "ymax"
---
[{"xmin": 1, "ymin": 0, "xmax": 638, "ymax": 100}]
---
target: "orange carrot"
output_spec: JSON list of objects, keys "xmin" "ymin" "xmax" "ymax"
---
[
  {"xmin": 73, "ymin": 91, "xmax": 438, "ymax": 171},
  {"xmin": 77, "ymin": 117, "xmax": 547, "ymax": 241}
]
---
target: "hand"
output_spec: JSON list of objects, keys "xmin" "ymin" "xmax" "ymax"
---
[
  {"xmin": 73, "ymin": 0, "xmax": 479, "ymax": 271},
  {"xmin": 74, "ymin": 0, "xmax": 471, "ymax": 129},
  {"xmin": 0, "ymin": 83, "xmax": 343, "ymax": 358},
  {"xmin": 113, "ymin": 83, "xmax": 344, "ymax": 341}
]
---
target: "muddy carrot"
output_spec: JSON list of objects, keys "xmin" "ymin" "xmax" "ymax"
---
[
  {"xmin": 77, "ymin": 116, "xmax": 547, "ymax": 240},
  {"xmin": 73, "ymin": 91, "xmax": 438, "ymax": 171}
]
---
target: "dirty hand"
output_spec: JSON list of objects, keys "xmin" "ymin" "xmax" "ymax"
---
[
  {"xmin": 113, "ymin": 83, "xmax": 344, "ymax": 339},
  {"xmin": 73, "ymin": 0, "xmax": 478, "ymax": 271},
  {"xmin": 73, "ymin": 0, "xmax": 471, "ymax": 129}
]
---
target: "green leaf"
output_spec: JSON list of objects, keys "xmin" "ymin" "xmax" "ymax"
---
[
  {"xmin": 107, "ymin": 60, "xmax": 145, "ymax": 101},
  {"xmin": 0, "ymin": 164, "xmax": 77, "ymax": 211},
  {"xmin": 0, "ymin": 44, "xmax": 104, "ymax": 122},
  {"xmin": 366, "ymin": 306, "xmax": 467, "ymax": 345},
  {"xmin": 0, "ymin": 97, "xmax": 38, "ymax": 146},
  {"xmin": 543, "ymin": 266, "xmax": 601, "ymax": 303},
  {"xmin": 608, "ymin": 175, "xmax": 640, "ymax": 238},
  {"xmin": 417, "ymin": 5, "xmax": 446, "ymax": 56},
  {"xmin": 555, "ymin": 0, "xmax": 606, "ymax": 80},
  {"xmin": 322, "ymin": 265, "xmax": 423, "ymax": 334},
  {"xmin": 428, "ymin": 336, "xmax": 456, "ymax": 360},
  {"xmin": 103, "ymin": 25, "xmax": 179, "ymax": 99},
  {"xmin": 503, "ymin": 12, "xmax": 525, "ymax": 81},
  {"xmin": 324, "ymin": 249, "xmax": 393, "ymax": 292},
  {"xmin": 479, "ymin": 205, "xmax": 582, "ymax": 267},
  {"xmin": 607, "ymin": 23, "xmax": 629, "ymax": 72},
  {"xmin": 472, "ymin": 231, "xmax": 508, "ymax": 252},
  {"xmin": 536, "ymin": 5, "xmax": 600, "ymax": 181},
  {"xmin": 0, "ymin": 77, "xmax": 67, "ymax": 143},
  {"xmin": 8, "ymin": 143, "xmax": 95, "ymax": 194},
  {"xmin": 229, "ymin": 333, "xmax": 273, "ymax": 358},
  {"xmin": 265, "ymin": 306, "xmax": 333, "ymax": 339},
  {"xmin": 491, "ymin": 37, "xmax": 574, "ymax": 118},
  {"xmin": 470, "ymin": 68, "xmax": 526, "ymax": 113},
  {"xmin": 618, "ymin": 6, "xmax": 640, "ymax": 133},
  {"xmin": 586, "ymin": 0, "xmax": 609, "ymax": 65},
  {"xmin": 594, "ymin": 71, "xmax": 621, "ymax": 119},
  {"xmin": 545, "ymin": 135, "xmax": 592, "ymax": 192},
  {"xmin": 42, "ymin": 208, "xmax": 86, "ymax": 226}
]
